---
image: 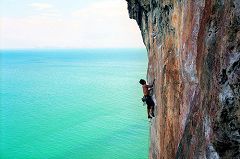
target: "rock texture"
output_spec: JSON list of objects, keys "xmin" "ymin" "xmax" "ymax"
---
[{"xmin": 126, "ymin": 0, "xmax": 240, "ymax": 158}]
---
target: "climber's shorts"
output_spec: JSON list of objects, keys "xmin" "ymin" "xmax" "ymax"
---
[{"xmin": 145, "ymin": 95, "xmax": 155, "ymax": 109}]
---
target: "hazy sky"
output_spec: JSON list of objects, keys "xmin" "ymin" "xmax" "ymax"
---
[{"xmin": 0, "ymin": 0, "xmax": 144, "ymax": 49}]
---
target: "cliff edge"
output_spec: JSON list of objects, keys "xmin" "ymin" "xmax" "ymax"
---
[{"xmin": 126, "ymin": 0, "xmax": 240, "ymax": 158}]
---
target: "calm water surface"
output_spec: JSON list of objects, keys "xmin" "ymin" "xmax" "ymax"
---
[{"xmin": 0, "ymin": 49, "xmax": 149, "ymax": 159}]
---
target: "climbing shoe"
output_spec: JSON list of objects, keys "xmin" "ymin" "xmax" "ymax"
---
[{"xmin": 151, "ymin": 113, "xmax": 155, "ymax": 117}]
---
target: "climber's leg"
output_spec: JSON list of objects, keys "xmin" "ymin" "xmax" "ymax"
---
[
  {"xmin": 147, "ymin": 107, "xmax": 152, "ymax": 119},
  {"xmin": 151, "ymin": 106, "xmax": 155, "ymax": 117}
]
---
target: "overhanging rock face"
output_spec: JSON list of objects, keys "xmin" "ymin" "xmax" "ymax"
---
[{"xmin": 126, "ymin": 0, "xmax": 240, "ymax": 158}]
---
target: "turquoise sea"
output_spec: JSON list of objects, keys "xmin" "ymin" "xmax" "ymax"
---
[{"xmin": 0, "ymin": 49, "xmax": 149, "ymax": 159}]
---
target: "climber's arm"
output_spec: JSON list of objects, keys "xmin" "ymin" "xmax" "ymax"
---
[{"xmin": 147, "ymin": 79, "xmax": 155, "ymax": 88}]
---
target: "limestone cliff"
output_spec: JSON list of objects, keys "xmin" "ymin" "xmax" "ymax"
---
[{"xmin": 126, "ymin": 0, "xmax": 240, "ymax": 158}]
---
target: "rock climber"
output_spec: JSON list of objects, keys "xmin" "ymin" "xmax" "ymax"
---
[{"xmin": 139, "ymin": 79, "xmax": 155, "ymax": 119}]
